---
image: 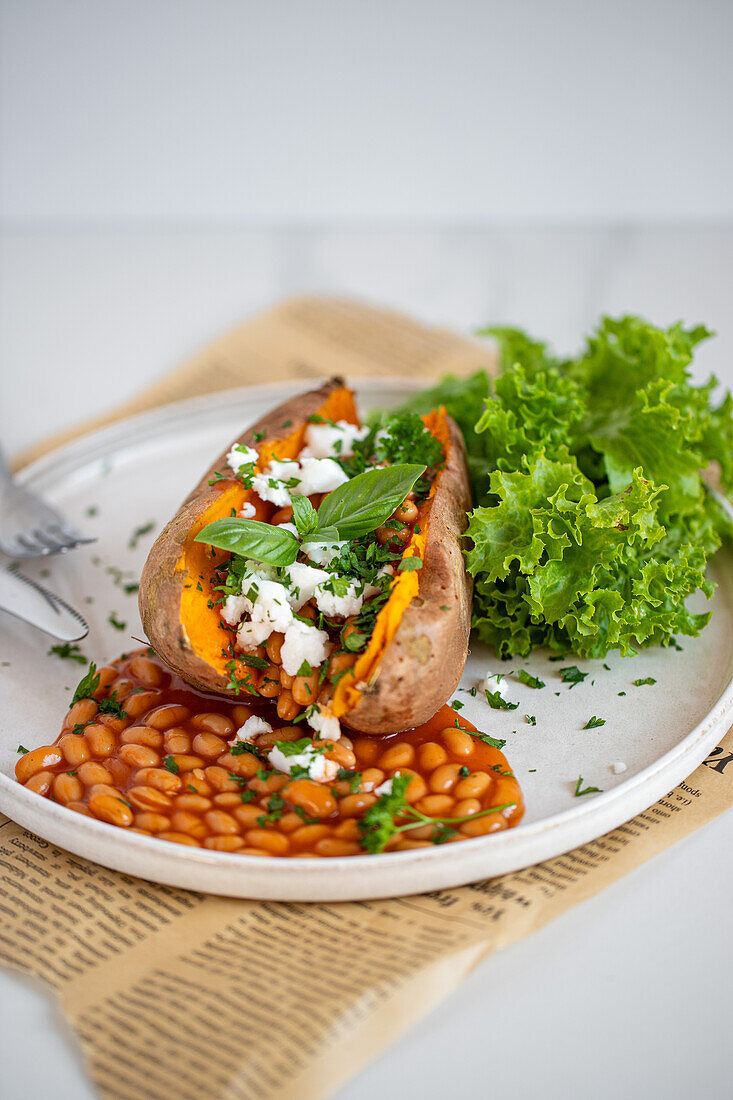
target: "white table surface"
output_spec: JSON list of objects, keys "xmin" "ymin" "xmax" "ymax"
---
[{"xmin": 1, "ymin": 225, "xmax": 732, "ymax": 1100}]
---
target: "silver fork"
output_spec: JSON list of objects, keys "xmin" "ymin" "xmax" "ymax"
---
[{"xmin": 0, "ymin": 444, "xmax": 96, "ymax": 558}]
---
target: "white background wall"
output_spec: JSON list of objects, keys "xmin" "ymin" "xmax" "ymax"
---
[{"xmin": 1, "ymin": 0, "xmax": 732, "ymax": 225}]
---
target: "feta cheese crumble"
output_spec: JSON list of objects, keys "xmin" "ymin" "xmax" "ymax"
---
[
  {"xmin": 295, "ymin": 457, "xmax": 348, "ymax": 496},
  {"xmin": 227, "ymin": 444, "xmax": 258, "ymax": 473},
  {"xmin": 313, "ymin": 577, "xmax": 365, "ymax": 619},
  {"xmin": 307, "ymin": 705, "xmax": 341, "ymax": 742},
  {"xmin": 267, "ymin": 744, "xmax": 339, "ymax": 783},
  {"xmin": 280, "ymin": 619, "xmax": 331, "ymax": 677},
  {"xmin": 301, "ymin": 419, "xmax": 369, "ymax": 460},
  {"xmin": 373, "ymin": 778, "xmax": 394, "ymax": 797},
  {"xmin": 239, "ymin": 501, "xmax": 257, "ymax": 519},
  {"xmin": 230, "ymin": 715, "xmax": 273, "ymax": 744},
  {"xmin": 611, "ymin": 761, "xmax": 627, "ymax": 775},
  {"xmin": 481, "ymin": 672, "xmax": 508, "ymax": 698},
  {"xmin": 236, "ymin": 577, "xmax": 294, "ymax": 648},
  {"xmin": 285, "ymin": 562, "xmax": 330, "ymax": 610},
  {"xmin": 303, "ymin": 539, "xmax": 349, "ymax": 567}
]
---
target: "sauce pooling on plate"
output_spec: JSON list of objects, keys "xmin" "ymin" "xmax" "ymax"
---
[{"xmin": 15, "ymin": 650, "xmax": 524, "ymax": 857}]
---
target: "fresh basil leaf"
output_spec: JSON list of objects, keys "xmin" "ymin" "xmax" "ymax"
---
[
  {"xmin": 303, "ymin": 525, "xmax": 340, "ymax": 544},
  {"xmin": 315, "ymin": 464, "xmax": 425, "ymax": 541},
  {"xmin": 195, "ymin": 518, "xmax": 299, "ymax": 566},
  {"xmin": 291, "ymin": 496, "xmax": 319, "ymax": 539}
]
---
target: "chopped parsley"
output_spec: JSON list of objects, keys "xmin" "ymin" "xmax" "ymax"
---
[
  {"xmin": 108, "ymin": 611, "xmax": 127, "ymax": 631},
  {"xmin": 525, "ymin": 714, "xmax": 537, "ymax": 725},
  {"xmin": 162, "ymin": 755, "xmax": 179, "ymax": 774},
  {"xmin": 48, "ymin": 642, "xmax": 88, "ymax": 665},
  {"xmin": 72, "ymin": 662, "xmax": 100, "ymax": 704},
  {"xmin": 336, "ymin": 767, "xmax": 362, "ymax": 792},
  {"xmin": 398, "ymin": 556, "xmax": 423, "ymax": 572},
  {"xmin": 583, "ymin": 716, "xmax": 606, "ymax": 729},
  {"xmin": 470, "ymin": 730, "xmax": 506, "ymax": 750},
  {"xmin": 129, "ymin": 521, "xmax": 155, "ymax": 549},
  {"xmin": 450, "ymin": 700, "xmax": 464, "ymax": 711},
  {"xmin": 517, "ymin": 669, "xmax": 545, "ymax": 689},
  {"xmin": 97, "ymin": 693, "xmax": 126, "ymax": 719},
  {"xmin": 632, "ymin": 677, "xmax": 657, "ymax": 687},
  {"xmin": 560, "ymin": 666, "xmax": 588, "ymax": 688},
  {"xmin": 484, "ymin": 689, "xmax": 519, "ymax": 711},
  {"xmin": 16, "ymin": 745, "xmax": 29, "ymax": 754},
  {"xmin": 574, "ymin": 776, "xmax": 602, "ymax": 796}
]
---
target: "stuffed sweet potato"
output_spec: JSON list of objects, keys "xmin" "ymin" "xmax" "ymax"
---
[{"xmin": 140, "ymin": 378, "xmax": 472, "ymax": 735}]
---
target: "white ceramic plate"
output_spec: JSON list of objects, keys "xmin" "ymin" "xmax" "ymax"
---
[{"xmin": 1, "ymin": 381, "xmax": 732, "ymax": 901}]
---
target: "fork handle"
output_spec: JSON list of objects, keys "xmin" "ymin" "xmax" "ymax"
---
[{"xmin": 0, "ymin": 444, "xmax": 12, "ymax": 487}]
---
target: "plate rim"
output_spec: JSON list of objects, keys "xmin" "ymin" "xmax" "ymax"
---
[{"xmin": 2, "ymin": 379, "xmax": 732, "ymax": 900}]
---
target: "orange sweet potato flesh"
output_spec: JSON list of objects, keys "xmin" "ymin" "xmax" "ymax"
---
[{"xmin": 139, "ymin": 377, "xmax": 472, "ymax": 734}]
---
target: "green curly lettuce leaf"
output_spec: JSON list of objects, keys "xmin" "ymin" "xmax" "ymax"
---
[{"xmin": 397, "ymin": 313, "xmax": 733, "ymax": 659}]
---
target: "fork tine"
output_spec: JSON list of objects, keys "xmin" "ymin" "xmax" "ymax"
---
[
  {"xmin": 15, "ymin": 533, "xmax": 49, "ymax": 555},
  {"xmin": 32, "ymin": 528, "xmax": 65, "ymax": 553}
]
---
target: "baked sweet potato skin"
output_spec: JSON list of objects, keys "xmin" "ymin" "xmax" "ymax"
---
[
  {"xmin": 337, "ymin": 416, "xmax": 473, "ymax": 734},
  {"xmin": 139, "ymin": 377, "xmax": 349, "ymax": 695}
]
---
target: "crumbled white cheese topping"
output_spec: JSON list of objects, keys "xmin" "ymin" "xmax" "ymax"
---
[
  {"xmin": 267, "ymin": 744, "xmax": 339, "ymax": 783},
  {"xmin": 373, "ymin": 778, "xmax": 394, "ymax": 797},
  {"xmin": 303, "ymin": 539, "xmax": 349, "ymax": 567},
  {"xmin": 227, "ymin": 444, "xmax": 259, "ymax": 473},
  {"xmin": 280, "ymin": 619, "xmax": 331, "ymax": 676},
  {"xmin": 252, "ymin": 459, "xmax": 299, "ymax": 507},
  {"xmin": 314, "ymin": 577, "xmax": 365, "ymax": 619},
  {"xmin": 250, "ymin": 456, "xmax": 348, "ymax": 508},
  {"xmin": 307, "ymin": 705, "xmax": 341, "ymax": 742},
  {"xmin": 481, "ymin": 672, "xmax": 508, "ymax": 698},
  {"xmin": 295, "ymin": 457, "xmax": 348, "ymax": 496},
  {"xmin": 236, "ymin": 576, "xmax": 294, "ymax": 648},
  {"xmin": 239, "ymin": 501, "xmax": 256, "ymax": 519},
  {"xmin": 611, "ymin": 761, "xmax": 627, "ymax": 775},
  {"xmin": 301, "ymin": 419, "xmax": 370, "ymax": 460},
  {"xmin": 285, "ymin": 562, "xmax": 330, "ymax": 610},
  {"xmin": 230, "ymin": 715, "xmax": 273, "ymax": 744}
]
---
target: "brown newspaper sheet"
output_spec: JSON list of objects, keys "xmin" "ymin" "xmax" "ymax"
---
[{"xmin": 2, "ymin": 296, "xmax": 732, "ymax": 1100}]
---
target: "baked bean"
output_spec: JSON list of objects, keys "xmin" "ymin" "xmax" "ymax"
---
[
  {"xmin": 204, "ymin": 836, "xmax": 245, "ymax": 851},
  {"xmin": 96, "ymin": 666, "xmax": 119, "ymax": 689},
  {"xmin": 104, "ymin": 756, "xmax": 131, "ymax": 788},
  {"xmin": 352, "ymin": 737, "xmax": 379, "ymax": 766},
  {"xmin": 170, "ymin": 811, "xmax": 208, "ymax": 839},
  {"xmin": 133, "ymin": 812, "xmax": 171, "ymax": 832},
  {"xmin": 359, "ymin": 767, "xmax": 385, "ymax": 791},
  {"xmin": 145, "ymin": 704, "xmax": 191, "ymax": 730},
  {"xmin": 278, "ymin": 812, "xmax": 304, "ymax": 834},
  {"xmin": 59, "ymin": 734, "xmax": 91, "ymax": 767},
  {"xmin": 220, "ymin": 752, "xmax": 259, "ymax": 779},
  {"xmin": 16, "ymin": 745, "xmax": 63, "ymax": 783},
  {"xmin": 86, "ymin": 783, "xmax": 119, "ymax": 801},
  {"xmin": 418, "ymin": 742, "xmax": 448, "ymax": 770},
  {"xmin": 113, "ymin": 680, "xmax": 136, "ymax": 700},
  {"xmin": 231, "ymin": 704, "xmax": 256, "ymax": 726},
  {"xmin": 204, "ymin": 810, "xmax": 239, "ymax": 835},
  {"xmin": 283, "ymin": 778, "xmax": 337, "ymax": 818},
  {"xmin": 85, "ymin": 723, "xmax": 118, "ymax": 756},
  {"xmin": 298, "ymin": 602, "xmax": 316, "ymax": 621},
  {"xmin": 395, "ymin": 838, "xmax": 433, "ymax": 850},
  {"xmin": 249, "ymin": 772, "xmax": 288, "ymax": 796},
  {"xmin": 233, "ymin": 804, "xmax": 265, "ymax": 828},
  {"xmin": 170, "ymin": 754, "xmax": 205, "ymax": 771},
  {"xmin": 327, "ymin": 652, "xmax": 356, "ymax": 679},
  {"xmin": 265, "ymin": 633, "xmax": 284, "ymax": 665},
  {"xmin": 290, "ymin": 824, "xmax": 332, "ymax": 847},
  {"xmin": 454, "ymin": 798, "xmax": 482, "ymax": 817},
  {"xmin": 395, "ymin": 499, "xmax": 419, "ymax": 523},
  {"xmin": 212, "ymin": 792, "xmax": 242, "ymax": 808},
  {"xmin": 279, "ymin": 668, "xmax": 294, "ymax": 689},
  {"xmin": 378, "ymin": 742, "xmax": 415, "ymax": 770},
  {"xmin": 271, "ymin": 506, "xmax": 293, "ymax": 525},
  {"xmin": 175, "ymin": 793, "xmax": 212, "ymax": 812},
  {"xmin": 244, "ymin": 829, "xmax": 289, "ymax": 855},
  {"xmin": 454, "ymin": 772, "xmax": 491, "ymax": 799},
  {"xmin": 64, "ymin": 698, "xmax": 98, "ymax": 728},
  {"xmin": 314, "ymin": 837, "xmax": 361, "ymax": 857},
  {"xmin": 127, "ymin": 655, "xmax": 166, "ymax": 687},
  {"xmin": 120, "ymin": 725, "xmax": 164, "ymax": 749},
  {"xmin": 399, "ymin": 769, "xmax": 427, "ymax": 803},
  {"xmin": 157, "ymin": 831, "xmax": 201, "ymax": 846},
  {"xmin": 127, "ymin": 786, "xmax": 172, "ymax": 812},
  {"xmin": 416, "ymin": 794, "xmax": 454, "ymax": 816},
  {"xmin": 292, "ymin": 673, "xmax": 319, "ymax": 706},
  {"xmin": 53, "ymin": 773, "xmax": 84, "ymax": 802},
  {"xmin": 180, "ymin": 769, "xmax": 211, "ymax": 796},
  {"xmin": 240, "ymin": 847, "xmax": 268, "ymax": 856},
  {"xmin": 98, "ymin": 713, "xmax": 129, "ymax": 735},
  {"xmin": 459, "ymin": 813, "xmax": 504, "ymax": 837},
  {"xmin": 333, "ymin": 818, "xmax": 360, "ymax": 840},
  {"xmin": 277, "ymin": 691, "xmax": 300, "ymax": 721},
  {"xmin": 338, "ymin": 792, "xmax": 377, "ymax": 817},
  {"xmin": 191, "ymin": 732, "xmax": 227, "ymax": 757},
  {"xmin": 132, "ymin": 768, "xmax": 181, "ymax": 794},
  {"xmin": 67, "ymin": 800, "xmax": 93, "ymax": 817},
  {"xmin": 190, "ymin": 712, "xmax": 235, "ymax": 737},
  {"xmin": 118, "ymin": 743, "xmax": 160, "ymax": 769},
  {"xmin": 429, "ymin": 763, "xmax": 462, "ymax": 794},
  {"xmin": 326, "ymin": 742, "xmax": 357, "ymax": 769},
  {"xmin": 163, "ymin": 729, "xmax": 191, "ymax": 754},
  {"xmin": 77, "ymin": 761, "xmax": 113, "ymax": 787},
  {"xmin": 25, "ymin": 770, "xmax": 55, "ymax": 795},
  {"xmin": 124, "ymin": 691, "xmax": 162, "ymax": 718},
  {"xmin": 258, "ymin": 664, "xmax": 281, "ymax": 698},
  {"xmin": 88, "ymin": 790, "xmax": 133, "ymax": 827},
  {"xmin": 401, "ymin": 823, "xmax": 433, "ymax": 841},
  {"xmin": 440, "ymin": 727, "xmax": 475, "ymax": 757}
]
